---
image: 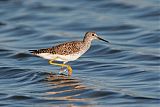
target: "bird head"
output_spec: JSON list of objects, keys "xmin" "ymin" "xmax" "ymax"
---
[{"xmin": 84, "ymin": 32, "xmax": 109, "ymax": 43}]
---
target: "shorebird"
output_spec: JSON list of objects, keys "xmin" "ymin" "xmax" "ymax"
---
[{"xmin": 29, "ymin": 32, "xmax": 109, "ymax": 76}]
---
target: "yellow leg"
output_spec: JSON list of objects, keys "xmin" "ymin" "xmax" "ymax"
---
[{"xmin": 49, "ymin": 60, "xmax": 73, "ymax": 76}]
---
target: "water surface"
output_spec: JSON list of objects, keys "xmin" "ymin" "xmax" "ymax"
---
[{"xmin": 0, "ymin": 0, "xmax": 160, "ymax": 107}]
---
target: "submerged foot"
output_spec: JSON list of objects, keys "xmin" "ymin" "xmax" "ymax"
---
[
  {"xmin": 59, "ymin": 67, "xmax": 70, "ymax": 76},
  {"xmin": 48, "ymin": 60, "xmax": 72, "ymax": 76}
]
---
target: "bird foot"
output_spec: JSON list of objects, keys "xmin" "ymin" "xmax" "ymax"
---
[
  {"xmin": 60, "ymin": 67, "xmax": 72, "ymax": 76},
  {"xmin": 49, "ymin": 60, "xmax": 72, "ymax": 76}
]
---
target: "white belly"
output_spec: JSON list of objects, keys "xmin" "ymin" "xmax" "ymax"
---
[{"xmin": 36, "ymin": 53, "xmax": 82, "ymax": 62}]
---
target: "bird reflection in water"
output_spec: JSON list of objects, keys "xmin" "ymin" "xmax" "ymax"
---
[{"xmin": 44, "ymin": 74, "xmax": 93, "ymax": 104}]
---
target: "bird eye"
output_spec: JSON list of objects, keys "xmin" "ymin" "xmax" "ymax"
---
[{"xmin": 92, "ymin": 34, "xmax": 94, "ymax": 36}]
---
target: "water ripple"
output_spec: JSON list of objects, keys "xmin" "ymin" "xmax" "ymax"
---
[{"xmin": 0, "ymin": 0, "xmax": 159, "ymax": 106}]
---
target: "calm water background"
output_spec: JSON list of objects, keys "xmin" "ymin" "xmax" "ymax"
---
[{"xmin": 0, "ymin": 0, "xmax": 160, "ymax": 107}]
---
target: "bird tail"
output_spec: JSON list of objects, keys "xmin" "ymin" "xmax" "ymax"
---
[
  {"xmin": 29, "ymin": 48, "xmax": 54, "ymax": 54},
  {"xmin": 29, "ymin": 50, "xmax": 38, "ymax": 54}
]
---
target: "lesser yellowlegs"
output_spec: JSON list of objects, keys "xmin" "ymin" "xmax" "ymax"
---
[{"xmin": 29, "ymin": 32, "xmax": 109, "ymax": 76}]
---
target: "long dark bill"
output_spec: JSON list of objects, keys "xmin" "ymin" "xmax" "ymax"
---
[{"xmin": 97, "ymin": 36, "xmax": 109, "ymax": 43}]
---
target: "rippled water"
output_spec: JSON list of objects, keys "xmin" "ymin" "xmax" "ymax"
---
[{"xmin": 0, "ymin": 0, "xmax": 160, "ymax": 107}]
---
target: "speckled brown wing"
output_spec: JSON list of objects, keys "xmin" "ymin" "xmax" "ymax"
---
[
  {"xmin": 29, "ymin": 41, "xmax": 84, "ymax": 55},
  {"xmin": 53, "ymin": 41, "xmax": 84, "ymax": 55}
]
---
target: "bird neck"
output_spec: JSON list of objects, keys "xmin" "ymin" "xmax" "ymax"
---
[{"xmin": 83, "ymin": 38, "xmax": 92, "ymax": 48}]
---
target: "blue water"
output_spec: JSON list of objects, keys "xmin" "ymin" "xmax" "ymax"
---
[{"xmin": 0, "ymin": 0, "xmax": 160, "ymax": 107}]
